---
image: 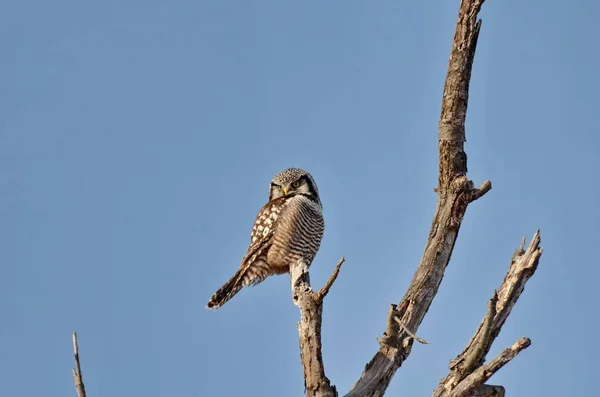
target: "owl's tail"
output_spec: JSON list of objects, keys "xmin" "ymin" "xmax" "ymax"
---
[{"xmin": 206, "ymin": 270, "xmax": 245, "ymax": 310}]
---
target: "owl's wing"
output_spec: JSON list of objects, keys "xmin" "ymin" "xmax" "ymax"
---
[
  {"xmin": 240, "ymin": 230, "xmax": 274, "ymax": 269},
  {"xmin": 231, "ymin": 197, "xmax": 288, "ymax": 287},
  {"xmin": 234, "ymin": 233, "xmax": 274, "ymax": 286}
]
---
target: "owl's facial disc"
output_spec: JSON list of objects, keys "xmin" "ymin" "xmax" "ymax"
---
[
  {"xmin": 269, "ymin": 168, "xmax": 320, "ymax": 203},
  {"xmin": 275, "ymin": 183, "xmax": 295, "ymax": 197},
  {"xmin": 269, "ymin": 179, "xmax": 304, "ymax": 200}
]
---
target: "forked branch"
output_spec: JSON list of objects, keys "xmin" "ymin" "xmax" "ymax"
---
[
  {"xmin": 345, "ymin": 1, "xmax": 492, "ymax": 394},
  {"xmin": 445, "ymin": 338, "xmax": 531, "ymax": 397},
  {"xmin": 432, "ymin": 232, "xmax": 542, "ymax": 397},
  {"xmin": 291, "ymin": 258, "xmax": 344, "ymax": 397}
]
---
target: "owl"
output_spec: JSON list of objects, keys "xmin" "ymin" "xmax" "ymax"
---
[{"xmin": 206, "ymin": 168, "xmax": 324, "ymax": 309}]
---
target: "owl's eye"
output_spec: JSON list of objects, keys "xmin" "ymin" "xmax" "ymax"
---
[{"xmin": 292, "ymin": 181, "xmax": 301, "ymax": 188}]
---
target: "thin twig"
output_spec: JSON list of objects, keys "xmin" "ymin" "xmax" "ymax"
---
[
  {"xmin": 72, "ymin": 331, "xmax": 87, "ymax": 397},
  {"xmin": 446, "ymin": 338, "xmax": 531, "ymax": 397},
  {"xmin": 394, "ymin": 317, "xmax": 430, "ymax": 345},
  {"xmin": 345, "ymin": 1, "xmax": 493, "ymax": 395},
  {"xmin": 316, "ymin": 257, "xmax": 345, "ymax": 303}
]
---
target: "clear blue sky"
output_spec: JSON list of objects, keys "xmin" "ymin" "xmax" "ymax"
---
[{"xmin": 1, "ymin": 1, "xmax": 598, "ymax": 396}]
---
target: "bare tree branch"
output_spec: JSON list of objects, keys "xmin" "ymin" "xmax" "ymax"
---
[
  {"xmin": 72, "ymin": 331, "xmax": 87, "ymax": 397},
  {"xmin": 432, "ymin": 232, "xmax": 542, "ymax": 397},
  {"xmin": 445, "ymin": 338, "xmax": 531, "ymax": 397},
  {"xmin": 456, "ymin": 232, "xmax": 541, "ymax": 370},
  {"xmin": 456, "ymin": 293, "xmax": 498, "ymax": 374},
  {"xmin": 345, "ymin": 1, "xmax": 492, "ymax": 395},
  {"xmin": 316, "ymin": 257, "xmax": 346, "ymax": 303},
  {"xmin": 291, "ymin": 259, "xmax": 338, "ymax": 397},
  {"xmin": 394, "ymin": 317, "xmax": 431, "ymax": 345}
]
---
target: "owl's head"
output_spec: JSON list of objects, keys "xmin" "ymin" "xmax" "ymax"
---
[{"xmin": 269, "ymin": 168, "xmax": 320, "ymax": 204}]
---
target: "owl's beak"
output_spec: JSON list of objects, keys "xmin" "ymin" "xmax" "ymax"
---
[{"xmin": 283, "ymin": 186, "xmax": 289, "ymax": 196}]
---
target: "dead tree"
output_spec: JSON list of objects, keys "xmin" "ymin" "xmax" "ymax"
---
[
  {"xmin": 71, "ymin": 1, "xmax": 542, "ymax": 396},
  {"xmin": 289, "ymin": 0, "xmax": 542, "ymax": 396}
]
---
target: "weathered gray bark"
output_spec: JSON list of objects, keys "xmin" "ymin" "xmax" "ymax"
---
[
  {"xmin": 290, "ymin": 0, "xmax": 542, "ymax": 396},
  {"xmin": 432, "ymin": 232, "xmax": 542, "ymax": 397},
  {"xmin": 474, "ymin": 384, "xmax": 506, "ymax": 397},
  {"xmin": 290, "ymin": 258, "xmax": 345, "ymax": 397}
]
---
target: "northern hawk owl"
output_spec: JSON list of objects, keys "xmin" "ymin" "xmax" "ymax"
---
[{"xmin": 206, "ymin": 168, "xmax": 324, "ymax": 309}]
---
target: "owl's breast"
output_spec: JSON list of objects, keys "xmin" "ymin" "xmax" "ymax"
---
[{"xmin": 267, "ymin": 196, "xmax": 324, "ymax": 273}]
